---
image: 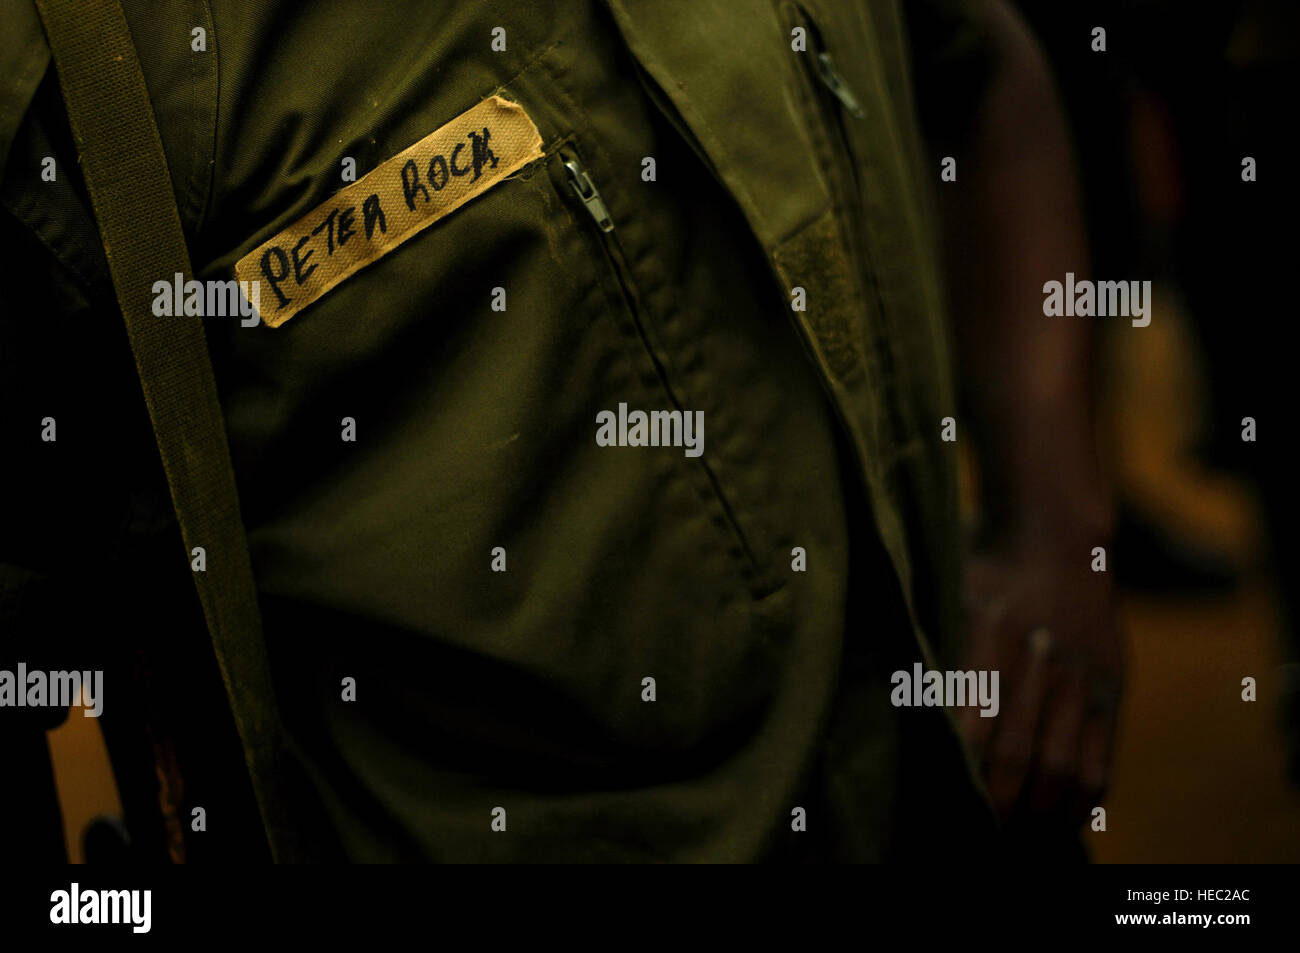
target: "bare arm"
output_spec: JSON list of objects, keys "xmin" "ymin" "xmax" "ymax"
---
[{"xmin": 940, "ymin": 0, "xmax": 1123, "ymax": 827}]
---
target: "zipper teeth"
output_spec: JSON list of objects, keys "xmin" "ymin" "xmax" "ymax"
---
[
  {"xmin": 788, "ymin": 10, "xmax": 900, "ymax": 482},
  {"xmin": 796, "ymin": 26, "xmax": 867, "ymax": 281},
  {"xmin": 559, "ymin": 149, "xmax": 687, "ymax": 425},
  {"xmin": 801, "ymin": 20, "xmax": 912, "ymax": 463},
  {"xmin": 558, "ymin": 146, "xmax": 765, "ymax": 584},
  {"xmin": 800, "ymin": 17, "xmax": 865, "ymax": 196},
  {"xmin": 815, "ymin": 39, "xmax": 907, "ymax": 416}
]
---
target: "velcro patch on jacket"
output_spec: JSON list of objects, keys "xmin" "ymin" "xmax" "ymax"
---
[{"xmin": 234, "ymin": 95, "xmax": 543, "ymax": 328}]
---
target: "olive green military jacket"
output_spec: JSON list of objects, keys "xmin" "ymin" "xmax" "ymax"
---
[{"xmin": 2, "ymin": 0, "xmax": 994, "ymax": 861}]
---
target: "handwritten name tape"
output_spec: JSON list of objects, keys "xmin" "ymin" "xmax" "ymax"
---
[{"xmin": 235, "ymin": 95, "xmax": 544, "ymax": 328}]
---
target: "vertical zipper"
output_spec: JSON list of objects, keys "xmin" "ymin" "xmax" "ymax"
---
[
  {"xmin": 794, "ymin": 5, "xmax": 867, "ymax": 198},
  {"xmin": 554, "ymin": 143, "xmax": 769, "ymax": 587},
  {"xmin": 788, "ymin": 3, "xmax": 872, "ymax": 312},
  {"xmin": 795, "ymin": 5, "xmax": 920, "ymax": 473},
  {"xmin": 789, "ymin": 3, "xmax": 912, "ymax": 479},
  {"xmin": 795, "ymin": 3, "xmax": 867, "ymax": 120}
]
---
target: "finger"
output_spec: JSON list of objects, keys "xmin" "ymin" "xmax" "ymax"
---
[
  {"xmin": 958, "ymin": 611, "xmax": 1015, "ymax": 764},
  {"xmin": 1077, "ymin": 704, "xmax": 1119, "ymax": 812},
  {"xmin": 1026, "ymin": 668, "xmax": 1086, "ymax": 819},
  {"xmin": 986, "ymin": 640, "xmax": 1053, "ymax": 818}
]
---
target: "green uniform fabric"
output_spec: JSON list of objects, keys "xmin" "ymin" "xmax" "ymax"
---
[
  {"xmin": 30, "ymin": 0, "xmax": 304, "ymax": 862},
  {"xmin": 2, "ymin": 0, "xmax": 997, "ymax": 861}
]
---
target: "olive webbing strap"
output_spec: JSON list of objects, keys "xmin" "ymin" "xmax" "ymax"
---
[{"xmin": 33, "ymin": 0, "xmax": 299, "ymax": 861}]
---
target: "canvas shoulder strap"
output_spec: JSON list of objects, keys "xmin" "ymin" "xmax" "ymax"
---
[{"xmin": 32, "ymin": 0, "xmax": 300, "ymax": 861}]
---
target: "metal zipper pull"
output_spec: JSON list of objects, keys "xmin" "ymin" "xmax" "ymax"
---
[
  {"xmin": 562, "ymin": 153, "xmax": 614, "ymax": 232},
  {"xmin": 815, "ymin": 51, "xmax": 865, "ymax": 119}
]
